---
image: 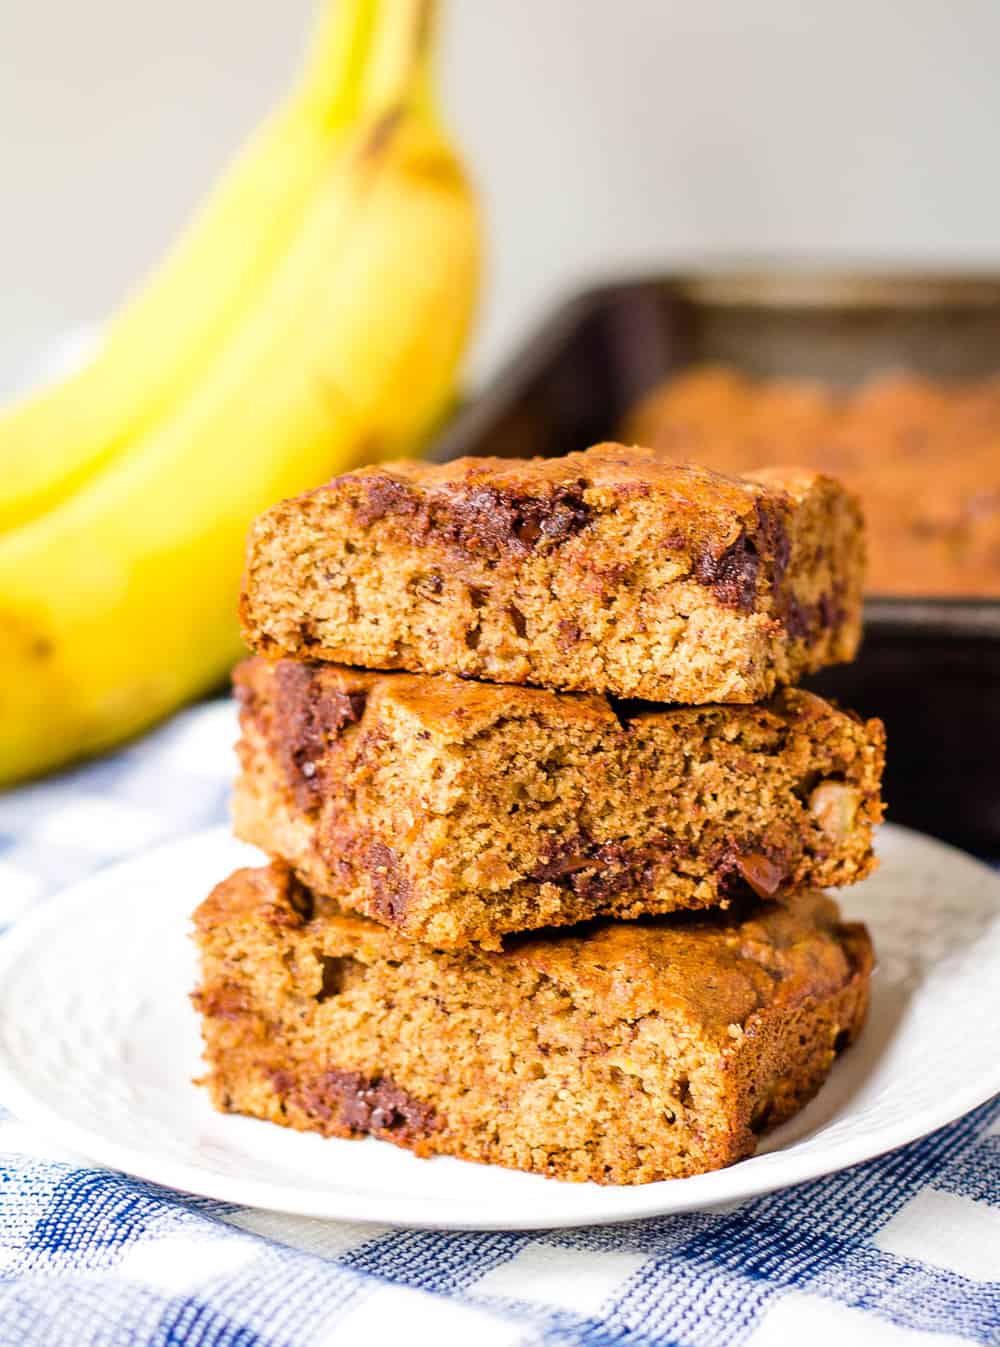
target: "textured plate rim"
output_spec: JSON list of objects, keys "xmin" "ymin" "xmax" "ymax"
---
[{"xmin": 0, "ymin": 824, "xmax": 999, "ymax": 1231}]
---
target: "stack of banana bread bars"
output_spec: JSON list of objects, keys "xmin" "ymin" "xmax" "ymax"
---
[{"xmin": 194, "ymin": 443, "xmax": 885, "ymax": 1185}]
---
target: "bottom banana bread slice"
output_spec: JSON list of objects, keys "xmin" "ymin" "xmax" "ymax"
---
[{"xmin": 194, "ymin": 864, "xmax": 872, "ymax": 1185}]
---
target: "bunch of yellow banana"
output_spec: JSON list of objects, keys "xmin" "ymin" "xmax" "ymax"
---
[{"xmin": 0, "ymin": 0, "xmax": 480, "ymax": 784}]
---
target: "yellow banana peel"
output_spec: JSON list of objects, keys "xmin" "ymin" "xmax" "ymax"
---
[
  {"xmin": 0, "ymin": 0, "xmax": 382, "ymax": 535},
  {"xmin": 0, "ymin": 0, "xmax": 480, "ymax": 784}
]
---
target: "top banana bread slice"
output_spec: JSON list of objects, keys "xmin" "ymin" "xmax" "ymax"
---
[{"xmin": 240, "ymin": 443, "xmax": 865, "ymax": 703}]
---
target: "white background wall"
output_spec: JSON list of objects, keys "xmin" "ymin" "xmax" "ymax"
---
[{"xmin": 3, "ymin": 0, "xmax": 1000, "ymax": 394}]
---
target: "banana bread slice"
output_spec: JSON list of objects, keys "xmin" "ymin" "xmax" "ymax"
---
[
  {"xmin": 233, "ymin": 656, "xmax": 885, "ymax": 949},
  {"xmin": 240, "ymin": 443, "xmax": 864, "ymax": 703},
  {"xmin": 194, "ymin": 864, "xmax": 872, "ymax": 1185}
]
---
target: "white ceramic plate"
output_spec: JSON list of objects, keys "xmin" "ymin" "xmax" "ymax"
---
[{"xmin": 0, "ymin": 823, "xmax": 998, "ymax": 1230}]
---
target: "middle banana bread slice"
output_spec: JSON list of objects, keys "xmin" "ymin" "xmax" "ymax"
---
[{"xmin": 233, "ymin": 657, "xmax": 885, "ymax": 949}]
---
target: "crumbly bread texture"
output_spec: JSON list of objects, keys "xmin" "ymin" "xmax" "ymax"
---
[
  {"xmin": 240, "ymin": 444, "xmax": 865, "ymax": 702},
  {"xmin": 625, "ymin": 366, "xmax": 1000, "ymax": 597},
  {"xmin": 194, "ymin": 864, "xmax": 872, "ymax": 1185},
  {"xmin": 233, "ymin": 657, "xmax": 886, "ymax": 948}
]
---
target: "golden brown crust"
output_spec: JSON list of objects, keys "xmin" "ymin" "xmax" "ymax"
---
[
  {"xmin": 194, "ymin": 864, "xmax": 873, "ymax": 1184},
  {"xmin": 232, "ymin": 656, "xmax": 885, "ymax": 948},
  {"xmin": 239, "ymin": 442, "xmax": 865, "ymax": 702},
  {"xmin": 625, "ymin": 367, "xmax": 1000, "ymax": 597}
]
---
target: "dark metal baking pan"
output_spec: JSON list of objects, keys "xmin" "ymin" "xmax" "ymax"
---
[{"xmin": 430, "ymin": 272, "xmax": 1000, "ymax": 854}]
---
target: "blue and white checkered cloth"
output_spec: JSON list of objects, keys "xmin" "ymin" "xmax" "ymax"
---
[{"xmin": 1, "ymin": 698, "xmax": 998, "ymax": 1347}]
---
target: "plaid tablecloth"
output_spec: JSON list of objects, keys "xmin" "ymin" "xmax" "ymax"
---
[{"xmin": 0, "ymin": 698, "xmax": 997, "ymax": 1347}]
